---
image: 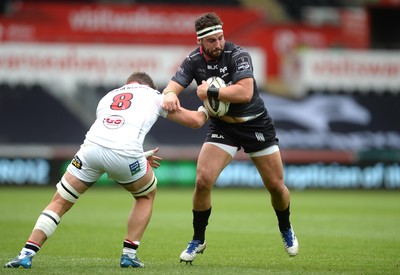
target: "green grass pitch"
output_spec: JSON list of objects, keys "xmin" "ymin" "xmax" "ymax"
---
[{"xmin": 0, "ymin": 186, "xmax": 399, "ymax": 274}]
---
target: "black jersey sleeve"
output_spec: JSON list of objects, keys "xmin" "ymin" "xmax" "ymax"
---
[
  {"xmin": 224, "ymin": 44, "xmax": 267, "ymax": 117},
  {"xmin": 229, "ymin": 47, "xmax": 255, "ymax": 84},
  {"xmin": 171, "ymin": 50, "xmax": 202, "ymax": 88}
]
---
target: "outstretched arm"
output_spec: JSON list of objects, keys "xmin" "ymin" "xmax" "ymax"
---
[{"xmin": 166, "ymin": 106, "xmax": 209, "ymax": 129}]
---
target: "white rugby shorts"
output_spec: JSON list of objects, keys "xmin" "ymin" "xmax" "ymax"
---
[{"xmin": 66, "ymin": 141, "xmax": 147, "ymax": 185}]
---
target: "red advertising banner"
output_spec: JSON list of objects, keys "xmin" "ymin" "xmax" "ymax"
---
[
  {"xmin": 0, "ymin": 2, "xmax": 369, "ymax": 83},
  {"xmin": 0, "ymin": 2, "xmax": 263, "ymax": 44}
]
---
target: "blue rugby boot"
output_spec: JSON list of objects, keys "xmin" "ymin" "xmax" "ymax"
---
[
  {"xmin": 120, "ymin": 254, "xmax": 144, "ymax": 268},
  {"xmin": 4, "ymin": 252, "xmax": 34, "ymax": 268}
]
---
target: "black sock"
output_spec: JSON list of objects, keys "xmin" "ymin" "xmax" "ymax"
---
[
  {"xmin": 192, "ymin": 207, "xmax": 211, "ymax": 243},
  {"xmin": 275, "ymin": 204, "xmax": 291, "ymax": 232}
]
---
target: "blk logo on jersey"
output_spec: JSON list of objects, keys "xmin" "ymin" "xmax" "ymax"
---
[
  {"xmin": 103, "ymin": 115, "xmax": 125, "ymax": 129},
  {"xmin": 207, "ymin": 64, "xmax": 219, "ymax": 70}
]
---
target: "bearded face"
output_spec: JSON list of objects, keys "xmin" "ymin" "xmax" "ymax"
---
[
  {"xmin": 202, "ymin": 46, "xmax": 223, "ymax": 59},
  {"xmin": 199, "ymin": 33, "xmax": 225, "ymax": 60}
]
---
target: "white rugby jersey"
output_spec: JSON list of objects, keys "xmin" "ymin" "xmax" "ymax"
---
[{"xmin": 84, "ymin": 83, "xmax": 167, "ymax": 156}]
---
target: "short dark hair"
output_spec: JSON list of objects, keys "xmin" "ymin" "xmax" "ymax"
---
[
  {"xmin": 126, "ymin": 71, "xmax": 157, "ymax": 90},
  {"xmin": 194, "ymin": 12, "xmax": 223, "ymax": 32}
]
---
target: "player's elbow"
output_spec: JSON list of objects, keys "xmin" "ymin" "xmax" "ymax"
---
[
  {"xmin": 241, "ymin": 93, "xmax": 253, "ymax": 103},
  {"xmin": 235, "ymin": 87, "xmax": 253, "ymax": 103},
  {"xmin": 235, "ymin": 78, "xmax": 253, "ymax": 103}
]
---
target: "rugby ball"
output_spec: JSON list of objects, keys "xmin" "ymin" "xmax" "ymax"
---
[{"xmin": 203, "ymin": 76, "xmax": 230, "ymax": 117}]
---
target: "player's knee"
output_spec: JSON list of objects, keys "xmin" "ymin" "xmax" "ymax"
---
[
  {"xmin": 265, "ymin": 179, "xmax": 286, "ymax": 194},
  {"xmin": 56, "ymin": 176, "xmax": 81, "ymax": 203},
  {"xmin": 34, "ymin": 210, "xmax": 61, "ymax": 238},
  {"xmin": 131, "ymin": 175, "xmax": 157, "ymax": 198},
  {"xmin": 195, "ymin": 173, "xmax": 214, "ymax": 193}
]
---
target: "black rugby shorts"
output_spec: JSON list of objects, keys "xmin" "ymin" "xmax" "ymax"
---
[{"xmin": 205, "ymin": 114, "xmax": 279, "ymax": 154}]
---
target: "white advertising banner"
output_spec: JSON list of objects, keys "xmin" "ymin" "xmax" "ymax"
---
[
  {"xmin": 284, "ymin": 50, "xmax": 400, "ymax": 97},
  {"xmin": 0, "ymin": 43, "xmax": 265, "ymax": 93}
]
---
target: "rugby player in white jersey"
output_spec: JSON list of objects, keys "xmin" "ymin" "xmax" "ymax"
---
[{"xmin": 4, "ymin": 71, "xmax": 209, "ymax": 269}]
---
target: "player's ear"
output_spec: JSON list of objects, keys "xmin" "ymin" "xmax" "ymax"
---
[{"xmin": 197, "ymin": 39, "xmax": 201, "ymax": 44}]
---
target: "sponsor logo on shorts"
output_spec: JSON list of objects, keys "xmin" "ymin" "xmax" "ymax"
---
[
  {"xmin": 71, "ymin": 155, "xmax": 82, "ymax": 169},
  {"xmin": 103, "ymin": 115, "xmax": 125, "ymax": 129},
  {"xmin": 255, "ymin": 132, "xmax": 265, "ymax": 142},
  {"xmin": 211, "ymin": 134, "xmax": 224, "ymax": 139},
  {"xmin": 129, "ymin": 160, "xmax": 141, "ymax": 176}
]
